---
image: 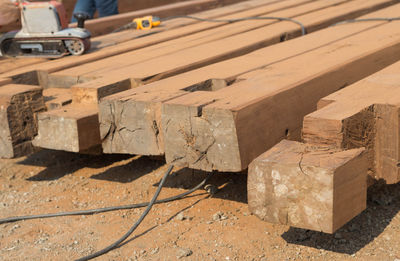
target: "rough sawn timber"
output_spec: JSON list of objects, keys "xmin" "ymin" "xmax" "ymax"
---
[
  {"xmin": 302, "ymin": 60, "xmax": 400, "ymax": 184},
  {"xmin": 32, "ymin": 0, "xmax": 363, "ymax": 153},
  {"xmin": 161, "ymin": 13, "xmax": 400, "ymax": 172},
  {"xmin": 46, "ymin": 0, "xmax": 348, "ymax": 87},
  {"xmin": 98, "ymin": 2, "xmax": 400, "ymax": 157},
  {"xmin": 247, "ymin": 140, "xmax": 367, "ymax": 233},
  {"xmin": 0, "ymin": 84, "xmax": 45, "ymax": 158},
  {"xmin": 0, "ymin": 0, "xmax": 284, "ymax": 86}
]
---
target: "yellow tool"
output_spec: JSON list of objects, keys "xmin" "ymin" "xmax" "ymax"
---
[{"xmin": 132, "ymin": 16, "xmax": 161, "ymax": 30}]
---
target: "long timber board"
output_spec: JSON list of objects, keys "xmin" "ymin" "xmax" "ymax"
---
[
  {"xmin": 30, "ymin": 0, "xmax": 397, "ymax": 154},
  {"xmin": 160, "ymin": 5, "xmax": 400, "ymax": 172},
  {"xmin": 97, "ymin": 3, "xmax": 400, "ymax": 158}
]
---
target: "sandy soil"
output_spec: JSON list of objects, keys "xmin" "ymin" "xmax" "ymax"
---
[{"xmin": 0, "ymin": 149, "xmax": 399, "ymax": 260}]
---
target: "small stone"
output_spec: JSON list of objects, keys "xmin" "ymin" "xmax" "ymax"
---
[
  {"xmin": 213, "ymin": 212, "xmax": 223, "ymax": 221},
  {"xmin": 151, "ymin": 247, "xmax": 159, "ymax": 254},
  {"xmin": 176, "ymin": 212, "xmax": 185, "ymax": 221},
  {"xmin": 177, "ymin": 247, "xmax": 193, "ymax": 258},
  {"xmin": 334, "ymin": 233, "xmax": 342, "ymax": 239}
]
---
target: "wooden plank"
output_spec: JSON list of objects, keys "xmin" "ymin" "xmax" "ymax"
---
[
  {"xmin": 32, "ymin": 104, "xmax": 100, "ymax": 153},
  {"xmin": 73, "ymin": 0, "xmax": 245, "ymax": 37},
  {"xmin": 49, "ymin": 0, "xmax": 343, "ymax": 88},
  {"xmin": 302, "ymin": 61, "xmax": 400, "ymax": 184},
  {"xmin": 161, "ymin": 8, "xmax": 400, "ymax": 172},
  {"xmin": 0, "ymin": 78, "xmax": 12, "ymax": 86},
  {"xmin": 33, "ymin": 0, "xmax": 367, "ymax": 153},
  {"xmin": 1, "ymin": 0, "xmax": 269, "ymax": 77},
  {"xmin": 0, "ymin": 0, "xmax": 286, "ymax": 85},
  {"xmin": 52, "ymin": 0, "xmax": 390, "ymax": 88},
  {"xmin": 43, "ymin": 88, "xmax": 72, "ymax": 110},
  {"xmin": 0, "ymin": 58, "xmax": 44, "ymax": 74},
  {"xmin": 0, "ymin": 84, "xmax": 45, "ymax": 158},
  {"xmin": 247, "ymin": 140, "xmax": 367, "ymax": 233},
  {"xmin": 98, "ymin": 2, "xmax": 400, "ymax": 156},
  {"xmin": 0, "ymin": 0, "xmax": 246, "ymax": 35},
  {"xmin": 77, "ymin": 0, "xmax": 280, "ymax": 49}
]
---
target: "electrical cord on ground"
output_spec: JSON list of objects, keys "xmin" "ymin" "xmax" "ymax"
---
[
  {"xmin": 113, "ymin": 15, "xmax": 307, "ymax": 35},
  {"xmin": 331, "ymin": 17, "xmax": 400, "ymax": 27},
  {"xmin": 75, "ymin": 165, "xmax": 173, "ymax": 261},
  {"xmin": 0, "ymin": 169, "xmax": 213, "ymax": 225}
]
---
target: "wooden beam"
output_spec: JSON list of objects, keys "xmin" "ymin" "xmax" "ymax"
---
[
  {"xmin": 32, "ymin": 104, "xmax": 100, "ymax": 153},
  {"xmin": 0, "ymin": 0, "xmax": 284, "ymax": 86},
  {"xmin": 0, "ymin": 84, "xmax": 45, "ymax": 158},
  {"xmin": 247, "ymin": 140, "xmax": 367, "ymax": 233},
  {"xmin": 0, "ymin": 78, "xmax": 12, "ymax": 86},
  {"xmin": 161, "ymin": 7, "xmax": 400, "ymax": 172},
  {"xmin": 72, "ymin": 0, "xmax": 246, "ymax": 37},
  {"xmin": 34, "ymin": 0, "xmax": 367, "ymax": 153},
  {"xmin": 43, "ymin": 88, "xmax": 72, "ymax": 110},
  {"xmin": 98, "ymin": 2, "xmax": 400, "ymax": 157},
  {"xmin": 302, "ymin": 61, "xmax": 400, "ymax": 184},
  {"xmin": 49, "ymin": 0, "xmax": 328, "ymax": 88}
]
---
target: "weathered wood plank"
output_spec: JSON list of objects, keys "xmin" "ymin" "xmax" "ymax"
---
[
  {"xmin": 247, "ymin": 140, "xmax": 367, "ymax": 233},
  {"xmin": 0, "ymin": 0, "xmax": 282, "ymax": 85},
  {"xmin": 0, "ymin": 84, "xmax": 45, "ymax": 158},
  {"xmin": 32, "ymin": 104, "xmax": 100, "ymax": 153},
  {"xmin": 302, "ymin": 61, "xmax": 400, "ymax": 184},
  {"xmin": 43, "ymin": 0, "xmax": 377, "ymax": 153},
  {"xmin": 43, "ymin": 88, "xmax": 72, "ymax": 110},
  {"xmin": 98, "ymin": 3, "xmax": 400, "ymax": 157},
  {"xmin": 74, "ymin": 0, "xmax": 246, "ymax": 37},
  {"xmin": 48, "ymin": 0, "xmax": 342, "ymax": 86},
  {"xmin": 161, "ymin": 8, "xmax": 400, "ymax": 172}
]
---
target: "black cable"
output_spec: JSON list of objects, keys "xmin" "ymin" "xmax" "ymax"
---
[
  {"xmin": 75, "ymin": 165, "xmax": 173, "ymax": 261},
  {"xmin": 0, "ymin": 170, "xmax": 212, "ymax": 225},
  {"xmin": 113, "ymin": 15, "xmax": 307, "ymax": 35},
  {"xmin": 331, "ymin": 17, "xmax": 400, "ymax": 27}
]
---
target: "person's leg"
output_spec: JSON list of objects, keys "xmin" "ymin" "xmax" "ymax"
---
[
  {"xmin": 71, "ymin": 0, "xmax": 96, "ymax": 22},
  {"xmin": 94, "ymin": 0, "xmax": 118, "ymax": 18}
]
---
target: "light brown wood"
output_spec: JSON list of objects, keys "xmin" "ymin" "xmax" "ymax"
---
[
  {"xmin": 49, "ymin": 0, "xmax": 341, "ymax": 86},
  {"xmin": 302, "ymin": 61, "xmax": 400, "ymax": 184},
  {"xmin": 33, "ymin": 104, "xmax": 100, "ymax": 152},
  {"xmin": 0, "ymin": 0, "xmax": 283, "ymax": 86},
  {"xmin": 0, "ymin": 84, "xmax": 45, "ymax": 158},
  {"xmin": 98, "ymin": 3, "xmax": 400, "ymax": 158},
  {"xmin": 33, "ymin": 0, "xmax": 359, "ymax": 153},
  {"xmin": 161, "ymin": 7, "xmax": 400, "ymax": 172},
  {"xmin": 73, "ymin": 0, "xmax": 245, "ymax": 37},
  {"xmin": 247, "ymin": 140, "xmax": 367, "ymax": 233},
  {"xmin": 0, "ymin": 78, "xmax": 11, "ymax": 86},
  {"xmin": 43, "ymin": 88, "xmax": 72, "ymax": 110}
]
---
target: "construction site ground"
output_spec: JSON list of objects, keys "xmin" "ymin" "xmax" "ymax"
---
[{"xmin": 0, "ymin": 150, "xmax": 399, "ymax": 260}]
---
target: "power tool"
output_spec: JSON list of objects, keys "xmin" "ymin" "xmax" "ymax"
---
[
  {"xmin": 113, "ymin": 16, "xmax": 161, "ymax": 33},
  {"xmin": 132, "ymin": 16, "xmax": 161, "ymax": 30},
  {"xmin": 0, "ymin": 1, "xmax": 91, "ymax": 58}
]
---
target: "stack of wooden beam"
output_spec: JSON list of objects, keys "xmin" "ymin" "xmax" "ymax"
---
[{"xmin": 1, "ymin": 0, "xmax": 400, "ymax": 233}]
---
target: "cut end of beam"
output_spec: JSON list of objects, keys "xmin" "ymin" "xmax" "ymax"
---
[{"xmin": 248, "ymin": 140, "xmax": 367, "ymax": 234}]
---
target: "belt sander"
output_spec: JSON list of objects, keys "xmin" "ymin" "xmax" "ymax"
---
[{"xmin": 0, "ymin": 1, "xmax": 91, "ymax": 58}]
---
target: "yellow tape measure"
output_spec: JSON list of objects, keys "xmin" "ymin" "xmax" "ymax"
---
[{"xmin": 132, "ymin": 16, "xmax": 161, "ymax": 30}]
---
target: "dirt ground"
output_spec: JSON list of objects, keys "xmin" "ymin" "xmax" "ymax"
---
[{"xmin": 0, "ymin": 149, "xmax": 399, "ymax": 261}]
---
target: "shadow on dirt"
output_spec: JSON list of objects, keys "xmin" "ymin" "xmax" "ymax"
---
[
  {"xmin": 282, "ymin": 182, "xmax": 400, "ymax": 255},
  {"xmin": 19, "ymin": 149, "xmax": 132, "ymax": 181},
  {"xmin": 155, "ymin": 167, "xmax": 248, "ymax": 204},
  {"xmin": 90, "ymin": 156, "xmax": 165, "ymax": 183}
]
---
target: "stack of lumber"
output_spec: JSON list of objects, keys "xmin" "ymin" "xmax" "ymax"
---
[
  {"xmin": 2, "ymin": 0, "xmax": 400, "ymax": 233},
  {"xmin": 248, "ymin": 60, "xmax": 400, "ymax": 233}
]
